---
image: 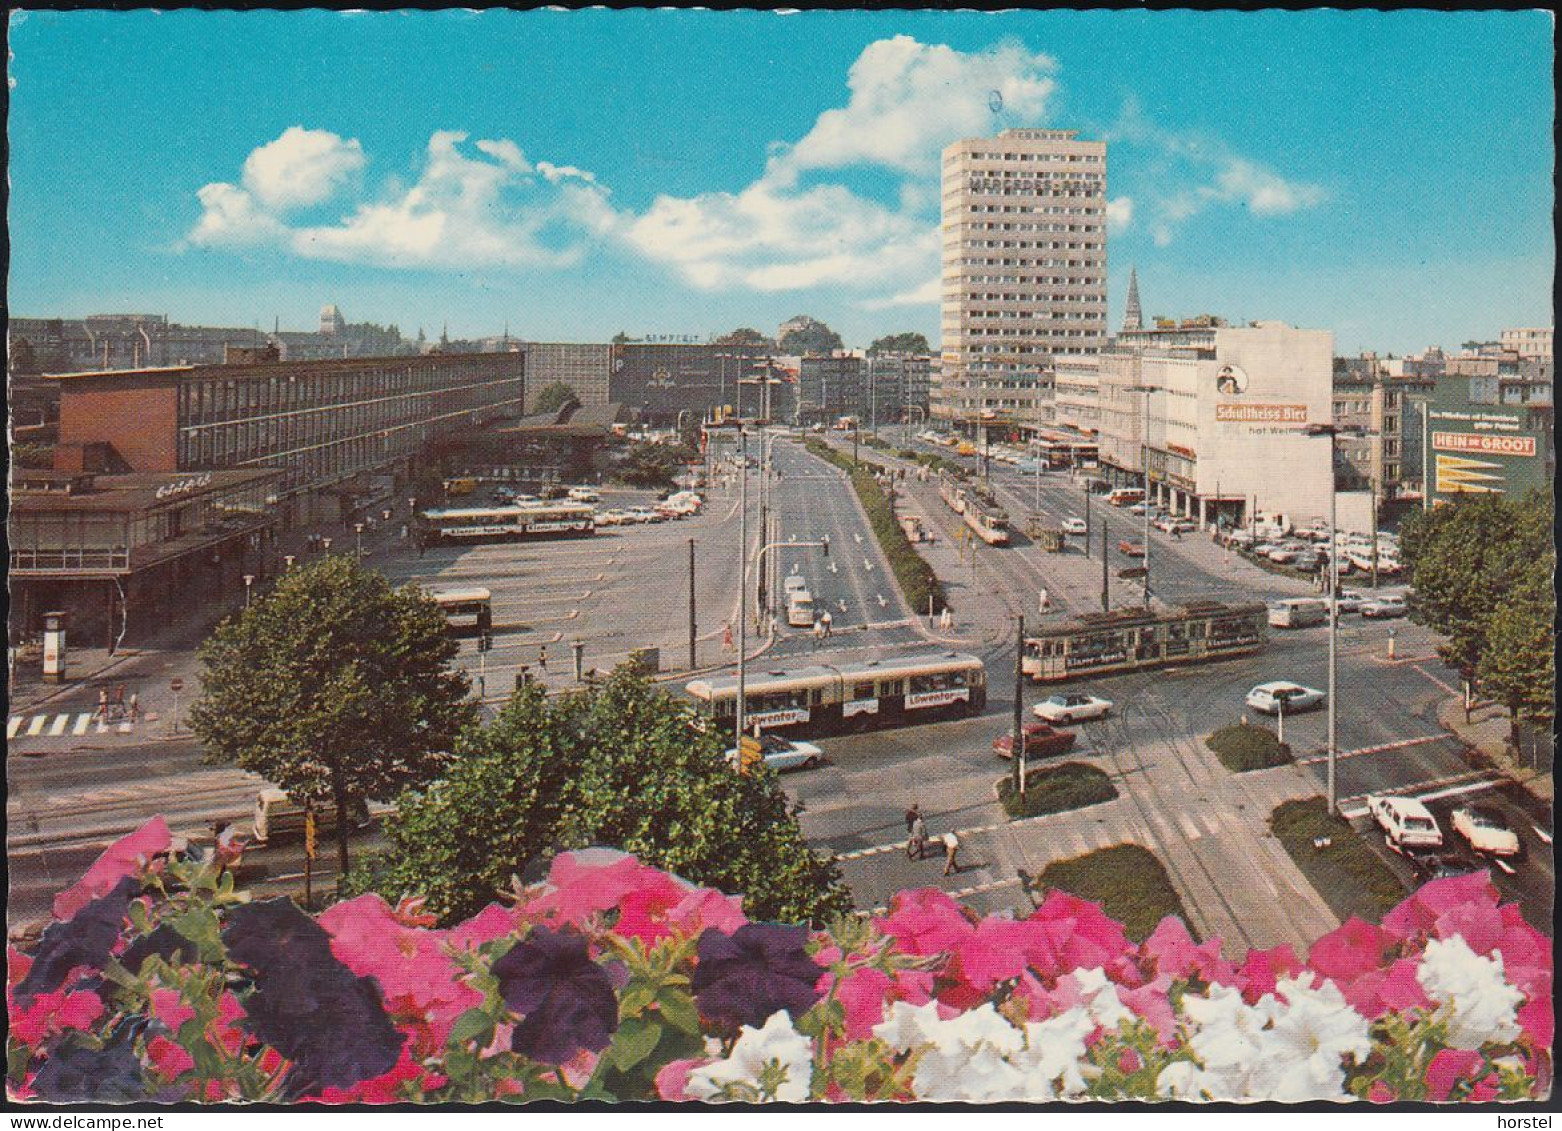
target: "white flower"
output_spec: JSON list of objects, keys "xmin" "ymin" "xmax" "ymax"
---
[
  {"xmin": 1020, "ymin": 1007, "xmax": 1096, "ymax": 1096},
  {"xmin": 686, "ymin": 1011, "xmax": 814, "ymax": 1102},
  {"xmin": 1417, "ymin": 936, "xmax": 1524, "ymax": 1049},
  {"xmin": 872, "ymin": 999, "xmax": 945, "ymax": 1052},
  {"xmin": 940, "ymin": 1002, "xmax": 1026, "ymax": 1055},
  {"xmin": 1069, "ymin": 967, "xmax": 1135, "ymax": 1033},
  {"xmin": 1265, "ymin": 975, "xmax": 1373, "ymax": 1097},
  {"xmin": 1181, "ymin": 983, "xmax": 1276, "ymax": 1076},
  {"xmin": 914, "ymin": 1040, "xmax": 1029, "ymax": 1102},
  {"xmin": 1156, "ymin": 1059, "xmax": 1216, "ymax": 1099}
]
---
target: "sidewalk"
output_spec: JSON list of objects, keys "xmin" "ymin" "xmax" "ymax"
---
[{"xmin": 1437, "ymin": 697, "xmax": 1553, "ymax": 804}]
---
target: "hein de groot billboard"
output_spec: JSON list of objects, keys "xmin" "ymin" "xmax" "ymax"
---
[{"xmin": 1427, "ymin": 406, "xmax": 1550, "ymax": 500}]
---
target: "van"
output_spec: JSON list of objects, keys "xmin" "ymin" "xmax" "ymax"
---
[
  {"xmin": 783, "ymin": 575, "xmax": 809, "ymax": 597},
  {"xmin": 251, "ymin": 788, "xmax": 370, "ymax": 845},
  {"xmin": 1267, "ymin": 598, "xmax": 1328, "ymax": 629},
  {"xmin": 1106, "ymin": 488, "xmax": 1145, "ymax": 508},
  {"xmin": 787, "ymin": 592, "xmax": 816, "ymax": 628}
]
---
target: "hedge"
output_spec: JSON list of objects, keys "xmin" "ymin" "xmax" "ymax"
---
[
  {"xmin": 1036, "ymin": 844, "xmax": 1193, "ymax": 943},
  {"xmin": 1204, "ymin": 723, "xmax": 1294, "ymax": 772},
  {"xmin": 996, "ymin": 761, "xmax": 1118, "ymax": 820}
]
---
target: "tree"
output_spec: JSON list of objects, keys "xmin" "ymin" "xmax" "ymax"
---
[
  {"xmin": 868, "ymin": 332, "xmax": 931, "ymax": 356},
  {"xmin": 611, "ymin": 331, "xmax": 632, "ymax": 345},
  {"xmin": 12, "ymin": 441, "xmax": 55, "ymax": 469},
  {"xmin": 778, "ymin": 317, "xmax": 843, "ymax": 356},
  {"xmin": 189, "ymin": 556, "xmax": 479, "ymax": 877},
  {"xmin": 1478, "ymin": 555, "xmax": 1556, "ymax": 745},
  {"xmin": 533, "ymin": 382, "xmax": 580, "ymax": 414},
  {"xmin": 351, "ymin": 671, "xmax": 851, "ymax": 925},
  {"xmin": 612, "ymin": 440, "xmax": 698, "ymax": 488},
  {"xmin": 714, "ymin": 327, "xmax": 773, "ymax": 348}
]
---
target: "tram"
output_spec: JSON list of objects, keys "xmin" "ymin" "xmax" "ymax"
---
[
  {"xmin": 415, "ymin": 502, "xmax": 595, "ymax": 545},
  {"xmin": 1023, "ymin": 601, "xmax": 1266, "ymax": 682}
]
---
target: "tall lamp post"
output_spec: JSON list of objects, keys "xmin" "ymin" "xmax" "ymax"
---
[
  {"xmin": 1306, "ymin": 423, "xmax": 1343, "ymax": 815},
  {"xmin": 736, "ymin": 428, "xmax": 750, "ymax": 739},
  {"xmin": 1131, "ymin": 385, "xmax": 1162, "ymax": 606}
]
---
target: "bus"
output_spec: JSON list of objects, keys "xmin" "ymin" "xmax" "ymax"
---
[
  {"xmin": 1106, "ymin": 488, "xmax": 1145, "ymax": 508},
  {"xmin": 426, "ymin": 587, "xmax": 492, "ymax": 633},
  {"xmin": 1023, "ymin": 601, "xmax": 1266, "ymax": 682},
  {"xmin": 416, "ymin": 503, "xmax": 595, "ymax": 545},
  {"xmin": 685, "ymin": 651, "xmax": 987, "ymax": 737}
]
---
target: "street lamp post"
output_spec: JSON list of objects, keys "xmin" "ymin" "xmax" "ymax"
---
[
  {"xmin": 354, "ymin": 522, "xmax": 365, "ymax": 559},
  {"xmin": 736, "ymin": 429, "xmax": 750, "ymax": 740},
  {"xmin": 1133, "ymin": 385, "xmax": 1161, "ymax": 607},
  {"xmin": 1306, "ymin": 423, "xmax": 1343, "ymax": 815},
  {"xmin": 243, "ymin": 574, "xmax": 255, "ymax": 607}
]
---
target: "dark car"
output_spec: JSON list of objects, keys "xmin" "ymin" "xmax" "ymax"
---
[
  {"xmin": 1404, "ymin": 851, "xmax": 1480, "ymax": 883},
  {"xmin": 993, "ymin": 721, "xmax": 1077, "ymax": 760}
]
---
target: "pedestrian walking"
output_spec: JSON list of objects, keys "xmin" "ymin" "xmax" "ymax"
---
[
  {"xmin": 538, "ymin": 645, "xmax": 548, "ymax": 671},
  {"xmin": 400, "ymin": 524, "xmax": 409, "ymax": 541},
  {"xmin": 812, "ymin": 619, "xmax": 825, "ymax": 646},
  {"xmin": 908, "ymin": 812, "xmax": 929, "ymax": 860},
  {"xmin": 95, "ymin": 688, "xmax": 110, "ymax": 721},
  {"xmin": 942, "ymin": 831, "xmax": 961, "ymax": 875},
  {"xmin": 127, "ymin": 691, "xmax": 140, "ymax": 721},
  {"xmin": 820, "ymin": 610, "xmax": 833, "ymax": 638},
  {"xmin": 111, "ymin": 684, "xmax": 127, "ymax": 721},
  {"xmin": 722, "ymin": 622, "xmax": 734, "ymax": 651},
  {"xmin": 904, "ymin": 802, "xmax": 920, "ymax": 834}
]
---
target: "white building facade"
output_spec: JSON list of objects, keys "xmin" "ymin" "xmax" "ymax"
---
[
  {"xmin": 1097, "ymin": 320, "xmax": 1337, "ymax": 531},
  {"xmin": 936, "ymin": 128, "xmax": 1108, "ymax": 435}
]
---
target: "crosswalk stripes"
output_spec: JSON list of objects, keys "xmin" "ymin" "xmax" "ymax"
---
[{"xmin": 9, "ymin": 712, "xmax": 130, "ymax": 743}]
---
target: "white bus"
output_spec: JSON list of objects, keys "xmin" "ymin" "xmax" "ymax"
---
[
  {"xmin": 426, "ymin": 587, "xmax": 492, "ymax": 632},
  {"xmin": 416, "ymin": 503, "xmax": 594, "ymax": 545},
  {"xmin": 1267, "ymin": 598, "xmax": 1328, "ymax": 629}
]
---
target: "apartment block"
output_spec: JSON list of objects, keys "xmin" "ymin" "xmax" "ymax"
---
[
  {"xmin": 936, "ymin": 128, "xmax": 1108, "ymax": 434},
  {"xmin": 522, "ymin": 342, "xmax": 612, "ymax": 410}
]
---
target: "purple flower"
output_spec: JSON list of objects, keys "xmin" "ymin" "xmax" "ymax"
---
[
  {"xmin": 31, "ymin": 1032, "xmax": 147, "ymax": 1102},
  {"xmin": 222, "ymin": 899, "xmax": 404, "ymax": 1096},
  {"xmin": 14, "ymin": 876, "xmax": 136, "ymax": 1005},
  {"xmin": 491, "ymin": 926, "xmax": 618, "ymax": 1065},
  {"xmin": 120, "ymin": 921, "xmax": 198, "ymax": 974},
  {"xmin": 693, "ymin": 923, "xmax": 822, "ymax": 1030}
]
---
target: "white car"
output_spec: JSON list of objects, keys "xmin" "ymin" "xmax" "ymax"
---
[
  {"xmin": 726, "ymin": 733, "xmax": 824, "ymax": 773},
  {"xmin": 1245, "ymin": 681, "xmax": 1326, "ymax": 715},
  {"xmin": 595, "ymin": 509, "xmax": 630, "ymax": 527},
  {"xmin": 1033, "ymin": 692, "xmax": 1113, "ymax": 724},
  {"xmin": 1360, "ymin": 594, "xmax": 1407, "ymax": 619},
  {"xmin": 1061, "ymin": 517, "xmax": 1089, "ymax": 536},
  {"xmin": 1332, "ymin": 592, "xmax": 1366, "ymax": 615},
  {"xmin": 567, "ymin": 487, "xmax": 602, "ymax": 503},
  {"xmin": 1450, "ymin": 805, "xmax": 1520, "ymax": 857},
  {"xmin": 1366, "ymin": 794, "xmax": 1444, "ymax": 851}
]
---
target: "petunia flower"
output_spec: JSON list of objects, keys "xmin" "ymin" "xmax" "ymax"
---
[
  {"xmin": 1381, "ymin": 871, "xmax": 1501, "ymax": 942},
  {"xmin": 52, "ymin": 817, "xmax": 171, "ymax": 922},
  {"xmin": 14, "ymin": 876, "xmax": 137, "ymax": 1004},
  {"xmin": 685, "ymin": 1010, "xmax": 814, "ymax": 1102},
  {"xmin": 1307, "ymin": 918, "xmax": 1391, "ymax": 983},
  {"xmin": 1338, "ymin": 956, "xmax": 1433, "ymax": 1020},
  {"xmin": 30, "ymin": 1035, "xmax": 148, "ymax": 1102},
  {"xmin": 693, "ymin": 923, "xmax": 822, "ymax": 1030},
  {"xmin": 874, "ymin": 888, "xmax": 976, "ymax": 957},
  {"xmin": 148, "ymin": 988, "xmax": 196, "ymax": 1033},
  {"xmin": 1261, "ymin": 975, "xmax": 1373, "ymax": 1100},
  {"xmin": 1425, "ymin": 1047, "xmax": 1487, "ymax": 1101},
  {"xmin": 1416, "ymin": 936, "xmax": 1524, "ymax": 1049},
  {"xmin": 521, "ymin": 848, "xmax": 660, "ymax": 927},
  {"xmin": 9, "ymin": 988, "xmax": 105, "ymax": 1046},
  {"xmin": 448, "ymin": 903, "xmax": 522, "ymax": 950},
  {"xmin": 490, "ymin": 926, "xmax": 618, "ymax": 1065},
  {"xmin": 145, "ymin": 1035, "xmax": 196, "ymax": 1082}
]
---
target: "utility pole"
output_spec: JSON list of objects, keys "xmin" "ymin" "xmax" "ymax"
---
[
  {"xmin": 1100, "ymin": 518, "xmax": 1110, "ymax": 612},
  {"xmin": 688, "ymin": 538, "xmax": 697, "ymax": 669},
  {"xmin": 736, "ymin": 429, "xmax": 750, "ymax": 740},
  {"xmin": 1084, "ymin": 484, "xmax": 1091, "ymax": 559},
  {"xmin": 1012, "ymin": 614, "xmax": 1027, "ymax": 796},
  {"xmin": 758, "ymin": 497, "xmax": 768, "ymax": 619}
]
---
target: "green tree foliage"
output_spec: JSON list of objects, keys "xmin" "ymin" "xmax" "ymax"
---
[
  {"xmin": 189, "ymin": 555, "xmax": 478, "ymax": 875},
  {"xmin": 778, "ymin": 317, "xmax": 844, "ymax": 356},
  {"xmin": 353, "ymin": 672, "xmax": 851, "ymax": 925},
  {"xmin": 714, "ymin": 327, "xmax": 773, "ymax": 348},
  {"xmin": 611, "ymin": 331, "xmax": 632, "ymax": 345},
  {"xmin": 12, "ymin": 441, "xmax": 55, "ymax": 469},
  {"xmin": 868, "ymin": 332, "xmax": 931, "ymax": 356},
  {"xmin": 1478, "ymin": 557, "xmax": 1556, "ymax": 741},
  {"xmin": 612, "ymin": 440, "xmax": 698, "ymax": 488},
  {"xmin": 1398, "ymin": 492, "xmax": 1551, "ymax": 682},
  {"xmin": 533, "ymin": 381, "xmax": 580, "ymax": 414}
]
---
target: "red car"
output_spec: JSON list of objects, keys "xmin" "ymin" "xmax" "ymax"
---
[
  {"xmin": 993, "ymin": 722, "xmax": 1077, "ymax": 760},
  {"xmin": 1117, "ymin": 540, "xmax": 1145, "ymax": 558}
]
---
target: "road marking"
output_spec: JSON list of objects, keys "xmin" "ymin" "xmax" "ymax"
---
[
  {"xmin": 1409, "ymin": 664, "xmax": 1461, "ymax": 696},
  {"xmin": 1532, "ymin": 825, "xmax": 1553, "ymax": 846},
  {"xmin": 863, "ymin": 558, "xmax": 873, "ymax": 571},
  {"xmin": 1178, "ymin": 812, "xmax": 1203, "ymax": 841},
  {"xmin": 1339, "ymin": 773, "xmax": 1505, "ymax": 819},
  {"xmin": 73, "ymin": 712, "xmax": 93, "ymax": 735},
  {"xmin": 48, "ymin": 714, "xmax": 70, "ymax": 737},
  {"xmin": 27, "ymin": 716, "xmax": 47, "ymax": 736},
  {"xmin": 1297, "ymin": 733, "xmax": 1446, "ymax": 765},
  {"xmin": 7, "ymin": 716, "xmax": 23, "ymax": 739}
]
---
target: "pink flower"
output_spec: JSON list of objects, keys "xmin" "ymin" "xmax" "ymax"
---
[
  {"xmin": 9, "ymin": 989, "xmax": 104, "ymax": 1046},
  {"xmin": 1308, "ymin": 918, "xmax": 1390, "ymax": 983},
  {"xmin": 1367, "ymin": 1080, "xmax": 1396, "ymax": 1103},
  {"xmin": 1118, "ymin": 975, "xmax": 1179, "ymax": 1047},
  {"xmin": 1140, "ymin": 916, "xmax": 1236, "ymax": 986},
  {"xmin": 1235, "ymin": 944, "xmax": 1301, "ymax": 1003},
  {"xmin": 52, "ymin": 817, "xmax": 171, "ymax": 921},
  {"xmin": 823, "ymin": 965, "xmax": 935, "ymax": 1040},
  {"xmin": 952, "ymin": 918, "xmax": 1049, "ymax": 992},
  {"xmin": 615, "ymin": 875, "xmax": 747, "ymax": 946},
  {"xmin": 146, "ymin": 1035, "xmax": 195, "ymax": 1081},
  {"xmin": 875, "ymin": 889, "xmax": 976, "ymax": 957},
  {"xmin": 318, "ymin": 894, "xmax": 480, "ymax": 1046},
  {"xmin": 1517, "ymin": 993, "xmax": 1554, "ymax": 1049},
  {"xmin": 1431, "ymin": 902, "xmax": 1505, "ymax": 957},
  {"xmin": 1118, "ymin": 1048, "xmax": 1143, "ymax": 1075},
  {"xmin": 314, "ymin": 1043, "xmax": 430, "ymax": 1104},
  {"xmin": 522, "ymin": 849, "xmax": 659, "ymax": 926},
  {"xmin": 1425, "ymin": 1047, "xmax": 1485, "ymax": 1101},
  {"xmin": 209, "ymin": 991, "xmax": 248, "ymax": 1057},
  {"xmin": 448, "ymin": 903, "xmax": 522, "ymax": 950},
  {"xmin": 655, "ymin": 1057, "xmax": 709, "ymax": 1101},
  {"xmin": 1339, "ymin": 957, "xmax": 1432, "ymax": 1020},
  {"xmin": 1029, "ymin": 891, "xmax": 1137, "ymax": 979},
  {"xmin": 1381, "ymin": 871, "xmax": 1500, "ymax": 941},
  {"xmin": 149, "ymin": 988, "xmax": 196, "ymax": 1033}
]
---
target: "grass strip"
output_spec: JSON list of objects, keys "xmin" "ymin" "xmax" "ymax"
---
[
  {"xmin": 996, "ymin": 761, "xmax": 1117, "ymax": 819},
  {"xmin": 1270, "ymin": 798, "xmax": 1407, "ymax": 922},
  {"xmin": 1205, "ymin": 723, "xmax": 1294, "ymax": 772},
  {"xmin": 1036, "ymin": 844, "xmax": 1193, "ymax": 942}
]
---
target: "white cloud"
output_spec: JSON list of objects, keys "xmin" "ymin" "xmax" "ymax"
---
[
  {"xmin": 241, "ymin": 127, "xmax": 365, "ymax": 210},
  {"xmin": 860, "ymin": 276, "xmax": 943, "ymax": 310},
  {"xmin": 1106, "ymin": 196, "xmax": 1134, "ymax": 233},
  {"xmin": 190, "ymin": 129, "xmax": 618, "ymax": 269},
  {"xmin": 537, "ymin": 161, "xmax": 597, "ymax": 184},
  {"xmin": 771, "ymin": 35, "xmax": 1057, "ymax": 181},
  {"xmin": 1108, "ymin": 99, "xmax": 1326, "ymax": 243}
]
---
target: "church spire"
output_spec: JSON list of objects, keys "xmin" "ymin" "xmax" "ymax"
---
[{"xmin": 1122, "ymin": 266, "xmax": 1143, "ymax": 332}]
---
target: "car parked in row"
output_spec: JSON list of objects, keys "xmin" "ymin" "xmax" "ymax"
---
[
  {"xmin": 1360, "ymin": 594, "xmax": 1407, "ymax": 619},
  {"xmin": 1366, "ymin": 794, "xmax": 1444, "ymax": 852},
  {"xmin": 1450, "ymin": 805, "xmax": 1521, "ymax": 857}
]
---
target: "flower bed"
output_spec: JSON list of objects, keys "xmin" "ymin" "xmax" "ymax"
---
[
  {"xmin": 7, "ymin": 818, "xmax": 1551, "ymax": 1104},
  {"xmin": 996, "ymin": 762, "xmax": 1117, "ymax": 819},
  {"xmin": 1206, "ymin": 723, "xmax": 1294, "ymax": 772}
]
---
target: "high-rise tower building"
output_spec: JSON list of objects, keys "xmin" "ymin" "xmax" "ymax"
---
[{"xmin": 934, "ymin": 128, "xmax": 1108, "ymax": 433}]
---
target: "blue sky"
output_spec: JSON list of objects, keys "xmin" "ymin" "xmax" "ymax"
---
[{"xmin": 8, "ymin": 9, "xmax": 1554, "ymax": 353}]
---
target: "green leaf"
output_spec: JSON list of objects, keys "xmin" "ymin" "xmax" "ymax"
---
[
  {"xmin": 446, "ymin": 1007, "xmax": 496, "ymax": 1049},
  {"xmin": 617, "ymin": 980, "xmax": 658, "ymax": 1020},
  {"xmin": 654, "ymin": 987, "xmax": 702, "ymax": 1035},
  {"xmin": 610, "ymin": 1017, "xmax": 664, "ymax": 1072}
]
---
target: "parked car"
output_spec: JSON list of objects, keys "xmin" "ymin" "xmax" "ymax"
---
[
  {"xmin": 1450, "ymin": 805, "xmax": 1521, "ymax": 857},
  {"xmin": 595, "ymin": 509, "xmax": 631, "ymax": 527},
  {"xmin": 1360, "ymin": 594, "xmax": 1407, "ymax": 619},
  {"xmin": 993, "ymin": 721, "xmax": 1077, "ymax": 760},
  {"xmin": 1245, "ymin": 681, "xmax": 1326, "ymax": 715},
  {"xmin": 726, "ymin": 733, "xmax": 825, "ymax": 773},
  {"xmin": 1332, "ymin": 592, "xmax": 1366, "ymax": 615},
  {"xmin": 567, "ymin": 487, "xmax": 601, "ymax": 503},
  {"xmin": 1366, "ymin": 793, "xmax": 1444, "ymax": 851},
  {"xmin": 1032, "ymin": 692, "xmax": 1113, "ymax": 724},
  {"xmin": 1405, "ymin": 851, "xmax": 1478, "ymax": 882},
  {"xmin": 1061, "ymin": 517, "xmax": 1089, "ymax": 536},
  {"xmin": 1117, "ymin": 540, "xmax": 1145, "ymax": 558}
]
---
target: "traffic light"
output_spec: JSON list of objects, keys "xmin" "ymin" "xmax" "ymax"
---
[
  {"xmin": 478, "ymin": 630, "xmax": 493, "ymax": 653},
  {"xmin": 737, "ymin": 733, "xmax": 763, "ymax": 774}
]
